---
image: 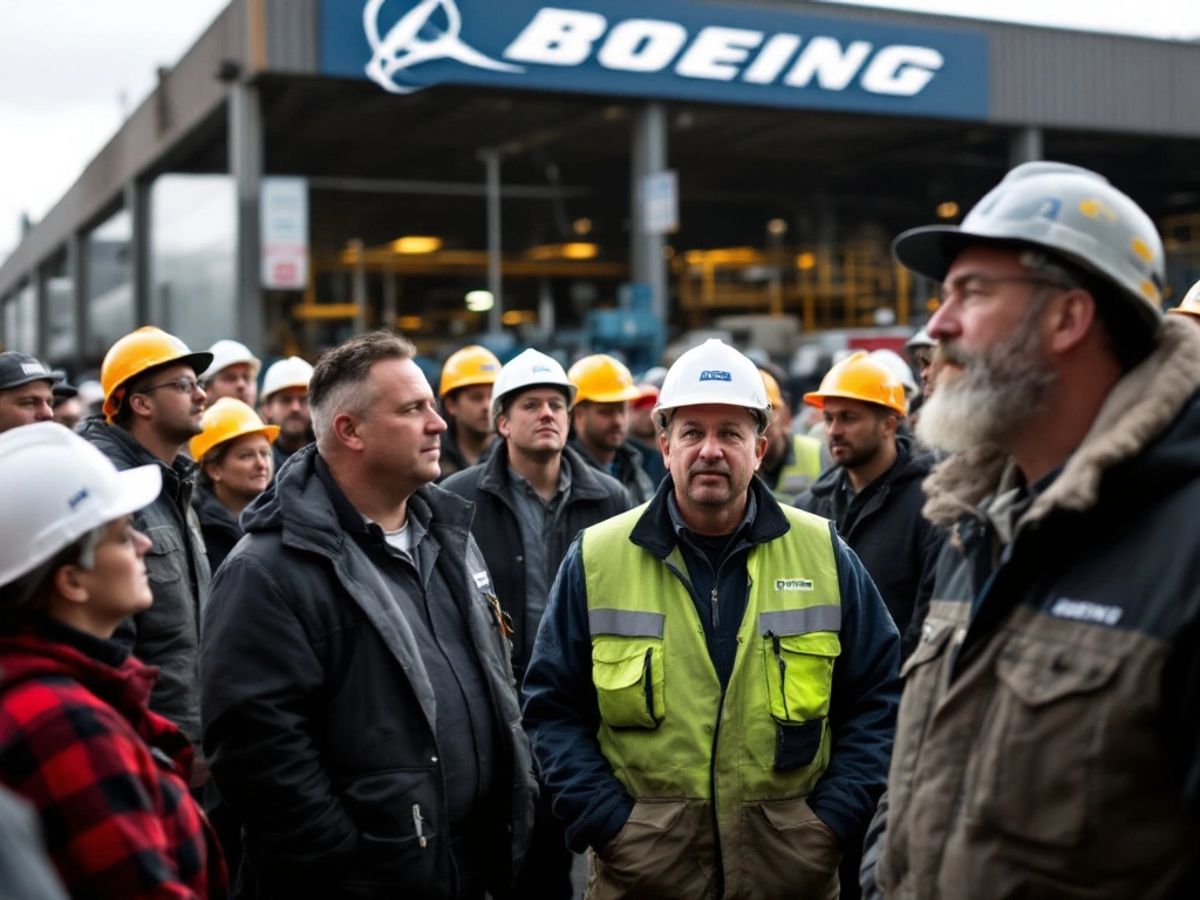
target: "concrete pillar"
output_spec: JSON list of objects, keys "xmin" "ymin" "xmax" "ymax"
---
[
  {"xmin": 67, "ymin": 231, "xmax": 88, "ymax": 360},
  {"xmin": 631, "ymin": 103, "xmax": 669, "ymax": 322},
  {"xmin": 480, "ymin": 149, "xmax": 503, "ymax": 334},
  {"xmin": 230, "ymin": 81, "xmax": 265, "ymax": 351},
  {"xmin": 1009, "ymin": 127, "xmax": 1044, "ymax": 167},
  {"xmin": 124, "ymin": 179, "xmax": 152, "ymax": 325}
]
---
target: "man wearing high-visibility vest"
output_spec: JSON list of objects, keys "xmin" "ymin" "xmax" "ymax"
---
[{"xmin": 524, "ymin": 338, "xmax": 901, "ymax": 900}]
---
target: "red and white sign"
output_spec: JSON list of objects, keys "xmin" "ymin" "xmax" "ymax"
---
[{"xmin": 260, "ymin": 177, "xmax": 309, "ymax": 290}]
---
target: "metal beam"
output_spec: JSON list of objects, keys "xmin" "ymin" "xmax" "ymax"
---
[
  {"xmin": 1009, "ymin": 127, "xmax": 1044, "ymax": 166},
  {"xmin": 631, "ymin": 103, "xmax": 669, "ymax": 322},
  {"xmin": 481, "ymin": 149, "xmax": 504, "ymax": 334},
  {"xmin": 306, "ymin": 175, "xmax": 590, "ymax": 201},
  {"xmin": 230, "ymin": 81, "xmax": 265, "ymax": 351}
]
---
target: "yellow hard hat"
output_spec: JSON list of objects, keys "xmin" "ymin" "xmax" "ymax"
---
[
  {"xmin": 568, "ymin": 354, "xmax": 640, "ymax": 405},
  {"xmin": 189, "ymin": 397, "xmax": 280, "ymax": 462},
  {"xmin": 439, "ymin": 345, "xmax": 501, "ymax": 398},
  {"xmin": 101, "ymin": 327, "xmax": 213, "ymax": 422},
  {"xmin": 803, "ymin": 351, "xmax": 908, "ymax": 416},
  {"xmin": 1167, "ymin": 278, "xmax": 1200, "ymax": 319},
  {"xmin": 759, "ymin": 369, "xmax": 785, "ymax": 411}
]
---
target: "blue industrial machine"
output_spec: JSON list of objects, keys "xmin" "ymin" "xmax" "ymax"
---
[{"xmin": 584, "ymin": 283, "xmax": 665, "ymax": 373}]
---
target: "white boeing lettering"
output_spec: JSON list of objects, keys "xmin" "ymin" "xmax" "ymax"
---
[
  {"xmin": 675, "ymin": 26, "xmax": 764, "ymax": 81},
  {"xmin": 741, "ymin": 33, "xmax": 801, "ymax": 84},
  {"xmin": 452, "ymin": 5, "xmax": 946, "ymax": 98},
  {"xmin": 504, "ymin": 7, "xmax": 607, "ymax": 66},
  {"xmin": 597, "ymin": 19, "xmax": 689, "ymax": 73},
  {"xmin": 860, "ymin": 45, "xmax": 943, "ymax": 96},
  {"xmin": 784, "ymin": 37, "xmax": 873, "ymax": 91}
]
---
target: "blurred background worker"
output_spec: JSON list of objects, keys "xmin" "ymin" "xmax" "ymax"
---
[
  {"xmin": 0, "ymin": 423, "xmax": 225, "ymax": 898},
  {"xmin": 567, "ymin": 353, "xmax": 657, "ymax": 503},
  {"xmin": 757, "ymin": 367, "xmax": 822, "ymax": 504},
  {"xmin": 259, "ymin": 356, "xmax": 314, "ymax": 473},
  {"xmin": 437, "ymin": 344, "xmax": 501, "ymax": 480},
  {"xmin": 905, "ymin": 328, "xmax": 939, "ymax": 401},
  {"xmin": 0, "ymin": 351, "xmax": 58, "ymax": 433},
  {"xmin": 50, "ymin": 376, "xmax": 83, "ymax": 431},
  {"xmin": 200, "ymin": 339, "xmax": 261, "ymax": 408},
  {"xmin": 190, "ymin": 398, "xmax": 279, "ymax": 572},
  {"xmin": 798, "ymin": 352, "xmax": 943, "ymax": 657},
  {"xmin": 80, "ymin": 326, "xmax": 213, "ymax": 749},
  {"xmin": 442, "ymin": 348, "xmax": 628, "ymax": 900},
  {"xmin": 627, "ymin": 382, "xmax": 667, "ymax": 485},
  {"xmin": 1167, "ymin": 276, "xmax": 1200, "ymax": 327}
]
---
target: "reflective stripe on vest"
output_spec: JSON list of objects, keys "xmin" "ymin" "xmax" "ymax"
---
[{"xmin": 581, "ymin": 502, "xmax": 841, "ymax": 872}]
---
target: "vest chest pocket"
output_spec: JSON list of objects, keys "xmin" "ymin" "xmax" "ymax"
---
[
  {"xmin": 762, "ymin": 630, "xmax": 841, "ymax": 724},
  {"xmin": 592, "ymin": 635, "xmax": 665, "ymax": 730}
]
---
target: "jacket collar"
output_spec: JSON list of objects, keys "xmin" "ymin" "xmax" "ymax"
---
[
  {"xmin": 78, "ymin": 416, "xmax": 193, "ymax": 498},
  {"xmin": 630, "ymin": 472, "xmax": 791, "ymax": 559},
  {"xmin": 477, "ymin": 439, "xmax": 615, "ymax": 503},
  {"xmin": 923, "ymin": 315, "xmax": 1200, "ymax": 529}
]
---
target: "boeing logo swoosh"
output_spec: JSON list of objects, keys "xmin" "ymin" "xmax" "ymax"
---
[{"xmin": 364, "ymin": 0, "xmax": 524, "ymax": 94}]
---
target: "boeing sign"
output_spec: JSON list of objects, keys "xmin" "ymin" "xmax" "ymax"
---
[{"xmin": 321, "ymin": 0, "xmax": 989, "ymax": 119}]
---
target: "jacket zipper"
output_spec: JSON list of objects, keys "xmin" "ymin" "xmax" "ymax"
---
[
  {"xmin": 413, "ymin": 803, "xmax": 428, "ymax": 848},
  {"xmin": 710, "ymin": 587, "xmax": 720, "ymax": 629}
]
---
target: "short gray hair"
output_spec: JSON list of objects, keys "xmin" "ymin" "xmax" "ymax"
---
[{"xmin": 309, "ymin": 331, "xmax": 417, "ymax": 452}]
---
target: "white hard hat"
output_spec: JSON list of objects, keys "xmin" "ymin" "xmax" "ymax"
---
[
  {"xmin": 201, "ymin": 339, "xmax": 262, "ymax": 382},
  {"xmin": 0, "ymin": 422, "xmax": 162, "ymax": 587},
  {"xmin": 869, "ymin": 349, "xmax": 919, "ymax": 400},
  {"xmin": 905, "ymin": 328, "xmax": 934, "ymax": 351},
  {"xmin": 261, "ymin": 356, "xmax": 314, "ymax": 400},
  {"xmin": 491, "ymin": 349, "xmax": 576, "ymax": 423},
  {"xmin": 893, "ymin": 161, "xmax": 1165, "ymax": 331},
  {"xmin": 654, "ymin": 338, "xmax": 771, "ymax": 431}
]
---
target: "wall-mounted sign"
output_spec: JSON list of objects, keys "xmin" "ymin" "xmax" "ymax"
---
[
  {"xmin": 260, "ymin": 177, "xmax": 309, "ymax": 291},
  {"xmin": 321, "ymin": 0, "xmax": 989, "ymax": 119},
  {"xmin": 642, "ymin": 170, "xmax": 678, "ymax": 234}
]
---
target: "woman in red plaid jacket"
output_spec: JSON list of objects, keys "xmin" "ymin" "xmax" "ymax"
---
[{"xmin": 0, "ymin": 423, "xmax": 225, "ymax": 898}]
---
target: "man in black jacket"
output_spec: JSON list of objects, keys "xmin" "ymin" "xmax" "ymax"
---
[
  {"xmin": 797, "ymin": 351, "xmax": 943, "ymax": 655},
  {"xmin": 442, "ymin": 347, "xmax": 629, "ymax": 900},
  {"xmin": 80, "ymin": 327, "xmax": 213, "ymax": 746},
  {"xmin": 200, "ymin": 332, "xmax": 535, "ymax": 899}
]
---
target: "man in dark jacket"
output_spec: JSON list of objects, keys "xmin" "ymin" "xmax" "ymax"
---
[
  {"xmin": 443, "ymin": 347, "xmax": 628, "ymax": 899},
  {"xmin": 200, "ymin": 331, "xmax": 535, "ymax": 900},
  {"xmin": 797, "ymin": 352, "xmax": 943, "ymax": 654},
  {"xmin": 862, "ymin": 162, "xmax": 1200, "ymax": 899},
  {"xmin": 80, "ymin": 327, "xmax": 213, "ymax": 745}
]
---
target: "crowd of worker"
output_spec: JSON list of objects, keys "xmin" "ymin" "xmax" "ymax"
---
[{"xmin": 0, "ymin": 159, "xmax": 1198, "ymax": 900}]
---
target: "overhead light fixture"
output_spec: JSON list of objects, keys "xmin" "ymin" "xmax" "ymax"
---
[
  {"xmin": 524, "ymin": 242, "xmax": 600, "ymax": 261},
  {"xmin": 391, "ymin": 235, "xmax": 443, "ymax": 254},
  {"xmin": 466, "ymin": 290, "xmax": 495, "ymax": 312},
  {"xmin": 767, "ymin": 218, "xmax": 788, "ymax": 236},
  {"xmin": 572, "ymin": 217, "xmax": 593, "ymax": 236},
  {"xmin": 502, "ymin": 310, "xmax": 535, "ymax": 326},
  {"xmin": 936, "ymin": 202, "xmax": 959, "ymax": 220},
  {"xmin": 396, "ymin": 316, "xmax": 423, "ymax": 330},
  {"xmin": 796, "ymin": 252, "xmax": 817, "ymax": 270}
]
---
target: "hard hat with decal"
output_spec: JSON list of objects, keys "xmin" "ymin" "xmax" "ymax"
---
[
  {"xmin": 438, "ymin": 345, "xmax": 502, "ymax": 398},
  {"xmin": 490, "ymin": 349, "xmax": 576, "ymax": 423},
  {"xmin": 200, "ymin": 339, "xmax": 261, "ymax": 383},
  {"xmin": 654, "ymin": 339, "xmax": 771, "ymax": 432},
  {"xmin": 893, "ymin": 161, "xmax": 1165, "ymax": 331},
  {"xmin": 189, "ymin": 397, "xmax": 280, "ymax": 462},
  {"xmin": 1167, "ymin": 277, "xmax": 1200, "ymax": 319},
  {"xmin": 803, "ymin": 351, "xmax": 908, "ymax": 416},
  {"xmin": 568, "ymin": 354, "xmax": 641, "ymax": 406},
  {"xmin": 100, "ymin": 327, "xmax": 213, "ymax": 422},
  {"xmin": 261, "ymin": 356, "xmax": 314, "ymax": 401},
  {"xmin": 0, "ymin": 422, "xmax": 162, "ymax": 587}
]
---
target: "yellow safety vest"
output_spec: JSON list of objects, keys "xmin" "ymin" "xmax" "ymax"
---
[
  {"xmin": 773, "ymin": 434, "xmax": 823, "ymax": 502},
  {"xmin": 581, "ymin": 503, "xmax": 842, "ymax": 876}
]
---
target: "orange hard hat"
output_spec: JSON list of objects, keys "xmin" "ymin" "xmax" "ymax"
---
[
  {"xmin": 101, "ymin": 327, "xmax": 213, "ymax": 422},
  {"xmin": 759, "ymin": 369, "xmax": 786, "ymax": 411},
  {"xmin": 803, "ymin": 351, "xmax": 908, "ymax": 416},
  {"xmin": 439, "ymin": 345, "xmax": 501, "ymax": 398},
  {"xmin": 568, "ymin": 354, "xmax": 640, "ymax": 406},
  {"xmin": 1167, "ymin": 278, "xmax": 1200, "ymax": 319},
  {"xmin": 189, "ymin": 397, "xmax": 280, "ymax": 462}
]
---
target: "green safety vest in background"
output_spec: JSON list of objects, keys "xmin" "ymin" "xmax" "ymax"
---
[
  {"xmin": 581, "ymin": 503, "xmax": 842, "ymax": 884},
  {"xmin": 773, "ymin": 434, "xmax": 824, "ymax": 502}
]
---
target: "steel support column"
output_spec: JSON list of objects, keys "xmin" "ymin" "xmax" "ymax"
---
[
  {"xmin": 631, "ymin": 103, "xmax": 669, "ymax": 323},
  {"xmin": 125, "ymin": 179, "xmax": 152, "ymax": 325},
  {"xmin": 230, "ymin": 81, "xmax": 265, "ymax": 351},
  {"xmin": 481, "ymin": 149, "xmax": 503, "ymax": 334},
  {"xmin": 1009, "ymin": 127, "xmax": 1044, "ymax": 167}
]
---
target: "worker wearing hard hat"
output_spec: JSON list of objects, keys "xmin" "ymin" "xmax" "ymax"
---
[
  {"xmin": 1167, "ymin": 276, "xmax": 1200, "ymax": 326},
  {"xmin": 797, "ymin": 352, "xmax": 943, "ymax": 655},
  {"xmin": 200, "ymin": 339, "xmax": 261, "ymax": 408},
  {"xmin": 259, "ymin": 356, "xmax": 314, "ymax": 473},
  {"xmin": 0, "ymin": 351, "xmax": 59, "ymax": 433},
  {"xmin": 0, "ymin": 423, "xmax": 225, "ymax": 897},
  {"xmin": 190, "ymin": 398, "xmax": 279, "ymax": 572},
  {"xmin": 862, "ymin": 163, "xmax": 1200, "ymax": 899},
  {"xmin": 78, "ymin": 326, "xmax": 213, "ymax": 747},
  {"xmin": 758, "ymin": 367, "xmax": 822, "ymax": 504},
  {"xmin": 437, "ymin": 344, "xmax": 501, "ymax": 480},
  {"xmin": 524, "ymin": 338, "xmax": 900, "ymax": 899},
  {"xmin": 442, "ymin": 348, "xmax": 629, "ymax": 899},
  {"xmin": 568, "ymin": 354, "xmax": 658, "ymax": 503}
]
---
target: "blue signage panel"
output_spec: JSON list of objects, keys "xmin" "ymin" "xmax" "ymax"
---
[{"xmin": 320, "ymin": 0, "xmax": 989, "ymax": 120}]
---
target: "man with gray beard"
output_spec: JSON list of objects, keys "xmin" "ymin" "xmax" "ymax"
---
[{"xmin": 861, "ymin": 161, "xmax": 1200, "ymax": 900}]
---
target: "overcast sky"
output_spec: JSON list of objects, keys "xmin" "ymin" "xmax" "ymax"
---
[{"xmin": 3, "ymin": 0, "xmax": 1200, "ymax": 263}]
